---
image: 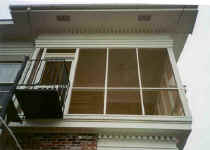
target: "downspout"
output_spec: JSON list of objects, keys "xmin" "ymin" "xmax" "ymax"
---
[{"xmin": 26, "ymin": 6, "xmax": 33, "ymax": 38}]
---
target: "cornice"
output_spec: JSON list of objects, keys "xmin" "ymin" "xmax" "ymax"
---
[{"xmin": 98, "ymin": 134, "xmax": 176, "ymax": 142}]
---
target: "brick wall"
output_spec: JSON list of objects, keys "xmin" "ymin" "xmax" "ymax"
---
[{"xmin": 17, "ymin": 133, "xmax": 97, "ymax": 150}]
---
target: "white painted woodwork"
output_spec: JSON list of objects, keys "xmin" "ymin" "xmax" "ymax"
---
[
  {"xmin": 0, "ymin": 42, "xmax": 34, "ymax": 61},
  {"xmin": 97, "ymin": 135, "xmax": 178, "ymax": 150},
  {"xmin": 167, "ymin": 48, "xmax": 191, "ymax": 116},
  {"xmin": 35, "ymin": 34, "xmax": 173, "ymax": 46},
  {"xmin": 104, "ymin": 48, "xmax": 109, "ymax": 114},
  {"xmin": 64, "ymin": 48, "xmax": 80, "ymax": 114},
  {"xmin": 10, "ymin": 115, "xmax": 191, "ymax": 129}
]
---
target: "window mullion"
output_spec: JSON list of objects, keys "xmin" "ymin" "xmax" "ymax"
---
[
  {"xmin": 33, "ymin": 48, "xmax": 47, "ymax": 85},
  {"xmin": 104, "ymin": 48, "xmax": 109, "ymax": 114},
  {"xmin": 64, "ymin": 48, "xmax": 80, "ymax": 114},
  {"xmin": 23, "ymin": 48, "xmax": 40, "ymax": 85},
  {"xmin": 136, "ymin": 48, "xmax": 145, "ymax": 115}
]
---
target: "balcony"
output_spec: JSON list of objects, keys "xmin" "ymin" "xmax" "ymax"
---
[{"xmin": 15, "ymin": 58, "xmax": 70, "ymax": 119}]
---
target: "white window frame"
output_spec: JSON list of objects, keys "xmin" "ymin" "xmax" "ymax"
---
[
  {"xmin": 35, "ymin": 48, "xmax": 75, "ymax": 88},
  {"xmin": 64, "ymin": 48, "xmax": 80, "ymax": 114},
  {"xmin": 63, "ymin": 47, "xmax": 190, "ymax": 117},
  {"xmin": 20, "ymin": 48, "xmax": 76, "ymax": 90},
  {"xmin": 19, "ymin": 48, "xmax": 41, "ymax": 86},
  {"xmin": 167, "ymin": 48, "xmax": 190, "ymax": 116},
  {"xmin": 19, "ymin": 47, "xmax": 189, "ymax": 118},
  {"xmin": 28, "ymin": 34, "xmax": 190, "ymax": 118}
]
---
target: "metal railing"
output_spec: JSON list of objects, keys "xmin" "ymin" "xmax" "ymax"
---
[{"xmin": 16, "ymin": 58, "xmax": 70, "ymax": 115}]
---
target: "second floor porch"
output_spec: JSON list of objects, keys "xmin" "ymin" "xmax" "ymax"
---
[
  {"xmin": 0, "ymin": 34, "xmax": 192, "ymax": 150},
  {"xmin": 11, "ymin": 45, "xmax": 189, "ymax": 120}
]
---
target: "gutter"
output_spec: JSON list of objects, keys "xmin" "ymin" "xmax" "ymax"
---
[{"xmin": 10, "ymin": 4, "xmax": 198, "ymax": 12}]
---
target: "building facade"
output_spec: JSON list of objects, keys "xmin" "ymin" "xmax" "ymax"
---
[{"xmin": 0, "ymin": 4, "xmax": 197, "ymax": 150}]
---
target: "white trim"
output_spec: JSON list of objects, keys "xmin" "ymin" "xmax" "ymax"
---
[
  {"xmin": 35, "ymin": 35, "xmax": 174, "ymax": 48},
  {"xmin": 64, "ymin": 48, "xmax": 80, "ymax": 114},
  {"xmin": 22, "ymin": 48, "xmax": 40, "ymax": 84},
  {"xmin": 34, "ymin": 48, "xmax": 75, "ymax": 85},
  {"xmin": 9, "ymin": 114, "xmax": 192, "ymax": 130},
  {"xmin": 167, "ymin": 48, "xmax": 191, "ymax": 116},
  {"xmin": 34, "ymin": 48, "xmax": 47, "ymax": 84},
  {"xmin": 12, "ymin": 8, "xmax": 197, "ymax": 13},
  {"xmin": 71, "ymin": 87, "xmax": 184, "ymax": 90},
  {"xmin": 16, "ymin": 114, "xmax": 192, "ymax": 122},
  {"xmin": 104, "ymin": 48, "xmax": 109, "ymax": 114},
  {"xmin": 35, "ymin": 42, "xmax": 173, "ymax": 49},
  {"xmin": 45, "ymin": 53, "xmax": 75, "ymax": 58},
  {"xmin": 97, "ymin": 136, "xmax": 177, "ymax": 149}
]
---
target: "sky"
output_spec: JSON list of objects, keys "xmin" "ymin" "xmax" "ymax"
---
[
  {"xmin": 178, "ymin": 5, "xmax": 210, "ymax": 150},
  {"xmin": 1, "ymin": 0, "xmax": 210, "ymax": 150}
]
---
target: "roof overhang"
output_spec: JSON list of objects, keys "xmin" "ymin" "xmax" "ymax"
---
[
  {"xmin": 0, "ymin": 4, "xmax": 197, "ymax": 39},
  {"xmin": 0, "ymin": 4, "xmax": 198, "ymax": 60}
]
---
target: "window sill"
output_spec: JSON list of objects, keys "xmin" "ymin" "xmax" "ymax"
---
[
  {"xmin": 11, "ymin": 114, "xmax": 192, "ymax": 130},
  {"xmin": 9, "ymin": 114, "xmax": 191, "ymax": 142},
  {"xmin": 64, "ymin": 114, "xmax": 191, "ymax": 122}
]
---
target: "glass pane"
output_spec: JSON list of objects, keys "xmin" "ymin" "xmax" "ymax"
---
[
  {"xmin": 143, "ymin": 90, "xmax": 184, "ymax": 116},
  {"xmin": 40, "ymin": 61, "xmax": 71, "ymax": 85},
  {"xmin": 108, "ymin": 49, "xmax": 139, "ymax": 87},
  {"xmin": 0, "ymin": 63, "xmax": 21, "ymax": 83},
  {"xmin": 69, "ymin": 90, "xmax": 104, "ymax": 114},
  {"xmin": 139, "ymin": 48, "xmax": 177, "ymax": 87},
  {"xmin": 74, "ymin": 49, "xmax": 106, "ymax": 87},
  {"xmin": 107, "ymin": 90, "xmax": 142, "ymax": 115}
]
